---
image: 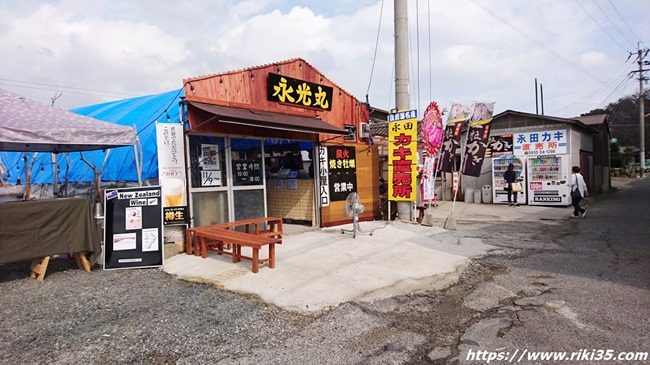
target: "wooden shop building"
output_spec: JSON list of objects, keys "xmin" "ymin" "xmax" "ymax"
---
[{"xmin": 181, "ymin": 58, "xmax": 380, "ymax": 228}]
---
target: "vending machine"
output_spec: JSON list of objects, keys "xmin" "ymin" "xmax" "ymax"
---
[
  {"xmin": 491, "ymin": 156, "xmax": 526, "ymax": 204},
  {"xmin": 526, "ymin": 155, "xmax": 570, "ymax": 205}
]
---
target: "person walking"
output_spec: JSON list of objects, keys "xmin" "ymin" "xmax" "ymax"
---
[
  {"xmin": 570, "ymin": 165, "xmax": 588, "ymax": 218},
  {"xmin": 503, "ymin": 163, "xmax": 519, "ymax": 206}
]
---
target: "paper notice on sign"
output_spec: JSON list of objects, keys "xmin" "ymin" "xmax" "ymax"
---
[
  {"xmin": 201, "ymin": 144, "xmax": 220, "ymax": 170},
  {"xmin": 142, "ymin": 228, "xmax": 159, "ymax": 252},
  {"xmin": 113, "ymin": 233, "xmax": 136, "ymax": 251},
  {"xmin": 125, "ymin": 207, "xmax": 142, "ymax": 230}
]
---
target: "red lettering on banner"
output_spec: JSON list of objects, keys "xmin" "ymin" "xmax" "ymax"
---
[
  {"xmin": 392, "ymin": 173, "xmax": 412, "ymax": 186},
  {"xmin": 392, "ymin": 184, "xmax": 413, "ymax": 198},
  {"xmin": 394, "ymin": 133, "xmax": 412, "ymax": 146},
  {"xmin": 393, "ymin": 160, "xmax": 412, "ymax": 172},
  {"xmin": 392, "ymin": 146, "xmax": 412, "ymax": 159},
  {"xmin": 335, "ymin": 149, "xmax": 350, "ymax": 159}
]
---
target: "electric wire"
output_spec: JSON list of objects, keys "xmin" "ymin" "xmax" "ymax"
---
[
  {"xmin": 591, "ymin": 0, "xmax": 637, "ymax": 49},
  {"xmin": 365, "ymin": 0, "xmax": 385, "ymax": 104},
  {"xmin": 0, "ymin": 78, "xmax": 140, "ymax": 98},
  {"xmin": 467, "ymin": 0, "xmax": 603, "ymax": 84},
  {"xmin": 427, "ymin": 0, "xmax": 432, "ymax": 102},
  {"xmin": 607, "ymin": 0, "xmax": 642, "ymax": 44},
  {"xmin": 574, "ymin": 0, "xmax": 629, "ymax": 52},
  {"xmin": 550, "ymin": 73, "xmax": 634, "ymax": 116},
  {"xmin": 415, "ymin": 0, "xmax": 421, "ymax": 113}
]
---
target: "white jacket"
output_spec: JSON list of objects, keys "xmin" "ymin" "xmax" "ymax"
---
[{"xmin": 571, "ymin": 172, "xmax": 588, "ymax": 197}]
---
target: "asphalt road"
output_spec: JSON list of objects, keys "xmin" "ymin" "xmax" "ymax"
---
[
  {"xmin": 1, "ymin": 178, "xmax": 647, "ymax": 365},
  {"xmin": 448, "ymin": 177, "xmax": 650, "ymax": 365}
]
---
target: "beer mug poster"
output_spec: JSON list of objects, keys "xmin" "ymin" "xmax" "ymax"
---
[
  {"xmin": 162, "ymin": 177, "xmax": 185, "ymax": 207},
  {"xmin": 103, "ymin": 186, "xmax": 164, "ymax": 270}
]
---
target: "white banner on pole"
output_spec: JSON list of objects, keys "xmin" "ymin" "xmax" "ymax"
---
[
  {"xmin": 156, "ymin": 123, "xmax": 187, "ymax": 208},
  {"xmin": 422, "ymin": 155, "xmax": 436, "ymax": 202}
]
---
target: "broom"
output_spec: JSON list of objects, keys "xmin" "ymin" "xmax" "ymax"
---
[{"xmin": 443, "ymin": 120, "xmax": 471, "ymax": 231}]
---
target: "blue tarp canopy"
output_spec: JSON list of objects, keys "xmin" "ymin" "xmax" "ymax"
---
[{"xmin": 1, "ymin": 89, "xmax": 183, "ymax": 184}]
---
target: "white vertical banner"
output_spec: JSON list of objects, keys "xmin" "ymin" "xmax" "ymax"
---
[
  {"xmin": 422, "ymin": 155, "xmax": 436, "ymax": 202},
  {"xmin": 156, "ymin": 123, "xmax": 187, "ymax": 208},
  {"xmin": 317, "ymin": 146, "xmax": 330, "ymax": 206}
]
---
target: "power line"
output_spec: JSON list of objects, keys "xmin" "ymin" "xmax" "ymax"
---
[
  {"xmin": 0, "ymin": 78, "xmax": 141, "ymax": 98},
  {"xmin": 574, "ymin": 0, "xmax": 630, "ymax": 52},
  {"xmin": 467, "ymin": 0, "xmax": 603, "ymax": 84},
  {"xmin": 591, "ymin": 0, "xmax": 637, "ymax": 48},
  {"xmin": 607, "ymin": 0, "xmax": 642, "ymax": 44},
  {"xmin": 365, "ymin": 0, "xmax": 385, "ymax": 105}
]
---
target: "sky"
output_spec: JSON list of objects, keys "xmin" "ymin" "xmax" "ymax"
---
[{"xmin": 0, "ymin": 0, "xmax": 648, "ymax": 119}]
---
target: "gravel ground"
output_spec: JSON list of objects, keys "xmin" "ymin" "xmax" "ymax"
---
[{"xmin": 0, "ymin": 259, "xmax": 312, "ymax": 365}]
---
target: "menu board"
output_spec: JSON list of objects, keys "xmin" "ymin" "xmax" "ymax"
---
[{"xmin": 103, "ymin": 186, "xmax": 163, "ymax": 270}]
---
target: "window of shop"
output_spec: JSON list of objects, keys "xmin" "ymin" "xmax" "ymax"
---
[
  {"xmin": 187, "ymin": 135, "xmax": 229, "ymax": 226},
  {"xmin": 188, "ymin": 135, "xmax": 227, "ymax": 189},
  {"xmin": 230, "ymin": 138, "xmax": 265, "ymax": 222},
  {"xmin": 186, "ymin": 134, "xmax": 320, "ymax": 228}
]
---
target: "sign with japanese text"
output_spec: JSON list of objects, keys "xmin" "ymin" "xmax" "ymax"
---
[
  {"xmin": 267, "ymin": 73, "xmax": 333, "ymax": 111},
  {"xmin": 104, "ymin": 186, "xmax": 163, "ymax": 270},
  {"xmin": 317, "ymin": 146, "xmax": 330, "ymax": 206},
  {"xmin": 163, "ymin": 206, "xmax": 189, "ymax": 226},
  {"xmin": 156, "ymin": 123, "xmax": 188, "ymax": 225},
  {"xmin": 422, "ymin": 155, "xmax": 437, "ymax": 203},
  {"xmin": 461, "ymin": 102, "xmax": 495, "ymax": 177},
  {"xmin": 388, "ymin": 110, "xmax": 417, "ymax": 201},
  {"xmin": 200, "ymin": 144, "xmax": 222, "ymax": 186},
  {"xmin": 439, "ymin": 102, "xmax": 472, "ymax": 173},
  {"xmin": 486, "ymin": 134, "xmax": 513, "ymax": 157},
  {"xmin": 327, "ymin": 146, "xmax": 357, "ymax": 202},
  {"xmin": 233, "ymin": 160, "xmax": 263, "ymax": 185},
  {"xmin": 513, "ymin": 129, "xmax": 568, "ymax": 156}
]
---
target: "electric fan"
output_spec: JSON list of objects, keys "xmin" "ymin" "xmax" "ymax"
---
[{"xmin": 340, "ymin": 192, "xmax": 372, "ymax": 238}]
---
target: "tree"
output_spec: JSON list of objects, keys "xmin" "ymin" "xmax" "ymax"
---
[
  {"xmin": 584, "ymin": 93, "xmax": 649, "ymax": 149},
  {"xmin": 610, "ymin": 140, "xmax": 634, "ymax": 167},
  {"xmin": 610, "ymin": 140, "xmax": 623, "ymax": 168}
]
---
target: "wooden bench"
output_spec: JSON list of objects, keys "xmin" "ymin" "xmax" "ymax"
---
[
  {"xmin": 185, "ymin": 217, "xmax": 282, "ymax": 256},
  {"xmin": 213, "ymin": 217, "xmax": 283, "ymax": 238},
  {"xmin": 185, "ymin": 219, "xmax": 283, "ymax": 273}
]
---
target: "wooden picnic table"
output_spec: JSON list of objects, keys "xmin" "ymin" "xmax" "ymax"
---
[
  {"xmin": 213, "ymin": 217, "xmax": 283, "ymax": 237},
  {"xmin": 186, "ymin": 217, "xmax": 282, "ymax": 255},
  {"xmin": 185, "ymin": 217, "xmax": 283, "ymax": 273}
]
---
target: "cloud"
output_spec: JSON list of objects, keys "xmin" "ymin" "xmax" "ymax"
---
[{"xmin": 0, "ymin": 0, "xmax": 647, "ymax": 117}]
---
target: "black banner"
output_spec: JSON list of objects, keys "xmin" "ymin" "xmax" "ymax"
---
[
  {"xmin": 438, "ymin": 121, "xmax": 464, "ymax": 173},
  {"xmin": 104, "ymin": 186, "xmax": 164, "ymax": 270},
  {"xmin": 461, "ymin": 122, "xmax": 492, "ymax": 177},
  {"xmin": 327, "ymin": 146, "xmax": 357, "ymax": 202},
  {"xmin": 486, "ymin": 134, "xmax": 513, "ymax": 157},
  {"xmin": 267, "ymin": 73, "xmax": 333, "ymax": 111}
]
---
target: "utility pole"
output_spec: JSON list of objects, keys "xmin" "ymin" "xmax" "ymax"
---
[
  {"xmin": 631, "ymin": 45, "xmax": 649, "ymax": 177},
  {"xmin": 50, "ymin": 91, "xmax": 63, "ymax": 107},
  {"xmin": 50, "ymin": 91, "xmax": 63, "ymax": 197},
  {"xmin": 394, "ymin": 0, "xmax": 412, "ymax": 220}
]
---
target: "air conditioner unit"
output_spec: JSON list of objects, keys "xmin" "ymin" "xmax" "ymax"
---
[
  {"xmin": 359, "ymin": 123, "xmax": 370, "ymax": 139},
  {"xmin": 344, "ymin": 125, "xmax": 357, "ymax": 141}
]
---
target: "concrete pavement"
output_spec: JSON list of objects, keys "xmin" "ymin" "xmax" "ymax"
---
[{"xmin": 163, "ymin": 198, "xmax": 577, "ymax": 314}]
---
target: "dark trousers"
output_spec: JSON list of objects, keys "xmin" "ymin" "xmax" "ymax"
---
[
  {"xmin": 507, "ymin": 183, "xmax": 517, "ymax": 204},
  {"xmin": 572, "ymin": 194, "xmax": 585, "ymax": 216}
]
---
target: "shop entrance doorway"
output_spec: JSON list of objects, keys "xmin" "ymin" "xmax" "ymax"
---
[{"xmin": 263, "ymin": 139, "xmax": 317, "ymax": 227}]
